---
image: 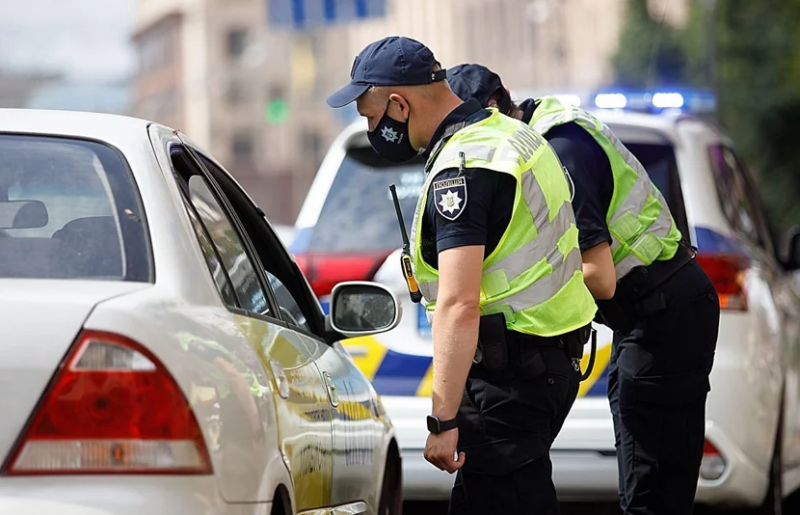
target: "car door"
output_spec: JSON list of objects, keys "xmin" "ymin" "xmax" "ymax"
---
[
  {"xmin": 724, "ymin": 148, "xmax": 800, "ymax": 471},
  {"xmin": 158, "ymin": 132, "xmax": 337, "ymax": 511},
  {"xmin": 710, "ymin": 144, "xmax": 797, "ymax": 462},
  {"xmin": 193, "ymin": 151, "xmax": 388, "ymax": 511},
  {"xmin": 263, "ymin": 263, "xmax": 386, "ymax": 510}
]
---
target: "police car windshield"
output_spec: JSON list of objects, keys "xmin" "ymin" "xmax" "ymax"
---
[{"xmin": 308, "ymin": 146, "xmax": 426, "ymax": 253}]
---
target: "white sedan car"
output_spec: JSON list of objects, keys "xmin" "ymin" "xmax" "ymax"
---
[
  {"xmin": 0, "ymin": 109, "xmax": 404, "ymax": 515},
  {"xmin": 293, "ymin": 90, "xmax": 800, "ymax": 512}
]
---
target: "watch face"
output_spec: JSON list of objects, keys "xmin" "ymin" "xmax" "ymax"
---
[{"xmin": 426, "ymin": 416, "xmax": 439, "ymax": 433}]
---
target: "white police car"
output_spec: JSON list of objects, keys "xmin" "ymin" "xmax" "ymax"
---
[{"xmin": 292, "ymin": 89, "xmax": 800, "ymax": 512}]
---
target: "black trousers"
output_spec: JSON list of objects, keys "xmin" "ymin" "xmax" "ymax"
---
[
  {"xmin": 607, "ymin": 259, "xmax": 720, "ymax": 514},
  {"xmin": 448, "ymin": 343, "xmax": 582, "ymax": 515}
]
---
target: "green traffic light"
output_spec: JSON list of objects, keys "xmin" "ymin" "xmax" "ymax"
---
[{"xmin": 265, "ymin": 98, "xmax": 290, "ymax": 124}]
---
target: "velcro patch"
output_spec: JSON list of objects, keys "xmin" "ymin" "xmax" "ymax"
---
[{"xmin": 433, "ymin": 176, "xmax": 467, "ymax": 221}]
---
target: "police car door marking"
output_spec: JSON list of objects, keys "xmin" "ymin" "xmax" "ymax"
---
[{"xmin": 433, "ymin": 176, "xmax": 467, "ymax": 221}]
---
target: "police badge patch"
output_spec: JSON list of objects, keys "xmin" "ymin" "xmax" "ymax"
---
[{"xmin": 433, "ymin": 176, "xmax": 467, "ymax": 221}]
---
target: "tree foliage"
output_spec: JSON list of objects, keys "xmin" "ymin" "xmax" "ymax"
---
[{"xmin": 613, "ymin": 0, "xmax": 800, "ymax": 228}]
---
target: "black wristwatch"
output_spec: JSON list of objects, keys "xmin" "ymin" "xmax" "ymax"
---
[{"xmin": 427, "ymin": 415, "xmax": 458, "ymax": 434}]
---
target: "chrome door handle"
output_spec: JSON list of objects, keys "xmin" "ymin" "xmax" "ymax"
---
[{"xmin": 323, "ymin": 371, "xmax": 339, "ymax": 408}]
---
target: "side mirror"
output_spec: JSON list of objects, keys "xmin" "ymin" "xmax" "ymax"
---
[
  {"xmin": 780, "ymin": 225, "xmax": 800, "ymax": 272},
  {"xmin": 327, "ymin": 281, "xmax": 402, "ymax": 338}
]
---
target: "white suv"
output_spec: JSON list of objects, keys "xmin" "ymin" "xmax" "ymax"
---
[{"xmin": 292, "ymin": 90, "xmax": 800, "ymax": 512}]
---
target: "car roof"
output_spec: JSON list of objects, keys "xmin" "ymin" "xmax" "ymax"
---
[{"xmin": 0, "ymin": 108, "xmax": 156, "ymax": 149}]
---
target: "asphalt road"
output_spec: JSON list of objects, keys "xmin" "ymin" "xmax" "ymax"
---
[
  {"xmin": 403, "ymin": 490, "xmax": 800, "ymax": 514},
  {"xmin": 403, "ymin": 501, "xmax": 622, "ymax": 514}
]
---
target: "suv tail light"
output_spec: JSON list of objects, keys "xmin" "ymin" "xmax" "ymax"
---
[
  {"xmin": 296, "ymin": 253, "xmax": 391, "ymax": 297},
  {"xmin": 695, "ymin": 253, "xmax": 749, "ymax": 311},
  {"xmin": 2, "ymin": 330, "xmax": 212, "ymax": 475}
]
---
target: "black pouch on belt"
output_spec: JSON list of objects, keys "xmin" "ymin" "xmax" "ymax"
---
[
  {"xmin": 562, "ymin": 324, "xmax": 592, "ymax": 360},
  {"xmin": 477, "ymin": 313, "xmax": 509, "ymax": 374}
]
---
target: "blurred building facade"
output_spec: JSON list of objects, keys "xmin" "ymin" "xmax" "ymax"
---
[{"xmin": 132, "ymin": 0, "xmax": 689, "ymax": 224}]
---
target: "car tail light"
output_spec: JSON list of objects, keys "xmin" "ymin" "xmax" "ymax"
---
[
  {"xmin": 1, "ymin": 330, "xmax": 212, "ymax": 475},
  {"xmin": 695, "ymin": 253, "xmax": 749, "ymax": 311},
  {"xmin": 700, "ymin": 439, "xmax": 726, "ymax": 480},
  {"xmin": 296, "ymin": 253, "xmax": 391, "ymax": 297}
]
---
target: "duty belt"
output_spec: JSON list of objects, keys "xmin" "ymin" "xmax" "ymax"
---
[{"xmin": 471, "ymin": 318, "xmax": 596, "ymax": 382}]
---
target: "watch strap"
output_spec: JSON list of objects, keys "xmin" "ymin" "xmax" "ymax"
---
[{"xmin": 427, "ymin": 415, "xmax": 458, "ymax": 434}]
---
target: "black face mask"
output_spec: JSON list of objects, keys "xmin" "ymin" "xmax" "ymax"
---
[{"xmin": 367, "ymin": 99, "xmax": 419, "ymax": 163}]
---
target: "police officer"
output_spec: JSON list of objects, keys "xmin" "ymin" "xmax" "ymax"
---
[
  {"xmin": 446, "ymin": 63, "xmax": 722, "ymax": 515},
  {"xmin": 327, "ymin": 36, "xmax": 597, "ymax": 514}
]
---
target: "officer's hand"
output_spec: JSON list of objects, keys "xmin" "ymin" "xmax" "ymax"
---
[{"xmin": 424, "ymin": 428, "xmax": 464, "ymax": 474}]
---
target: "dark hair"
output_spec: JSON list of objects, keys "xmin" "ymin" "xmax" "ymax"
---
[
  {"xmin": 496, "ymin": 90, "xmax": 513, "ymax": 115},
  {"xmin": 488, "ymin": 88, "xmax": 514, "ymax": 116}
]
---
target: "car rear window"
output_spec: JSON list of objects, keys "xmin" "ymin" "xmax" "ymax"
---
[
  {"xmin": 308, "ymin": 140, "xmax": 688, "ymax": 254},
  {"xmin": 0, "ymin": 134, "xmax": 149, "ymax": 281},
  {"xmin": 308, "ymin": 147, "xmax": 426, "ymax": 253}
]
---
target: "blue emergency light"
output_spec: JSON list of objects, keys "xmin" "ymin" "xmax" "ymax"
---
[{"xmin": 591, "ymin": 88, "xmax": 717, "ymax": 114}]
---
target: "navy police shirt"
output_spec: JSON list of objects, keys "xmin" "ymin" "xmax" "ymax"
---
[{"xmin": 519, "ymin": 98, "xmax": 613, "ymax": 252}]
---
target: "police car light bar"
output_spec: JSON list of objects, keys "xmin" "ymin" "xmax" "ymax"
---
[
  {"xmin": 591, "ymin": 88, "xmax": 716, "ymax": 114},
  {"xmin": 652, "ymin": 92, "xmax": 684, "ymax": 109},
  {"xmin": 594, "ymin": 93, "xmax": 627, "ymax": 109}
]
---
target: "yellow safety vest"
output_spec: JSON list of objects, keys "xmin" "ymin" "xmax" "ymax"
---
[
  {"xmin": 410, "ymin": 108, "xmax": 596, "ymax": 337},
  {"xmin": 528, "ymin": 96, "xmax": 683, "ymax": 280}
]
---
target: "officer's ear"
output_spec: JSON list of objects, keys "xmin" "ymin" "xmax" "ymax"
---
[{"xmin": 388, "ymin": 93, "xmax": 411, "ymax": 121}]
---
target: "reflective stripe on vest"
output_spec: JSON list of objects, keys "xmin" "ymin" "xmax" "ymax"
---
[
  {"xmin": 529, "ymin": 96, "xmax": 682, "ymax": 280},
  {"xmin": 411, "ymin": 109, "xmax": 596, "ymax": 337}
]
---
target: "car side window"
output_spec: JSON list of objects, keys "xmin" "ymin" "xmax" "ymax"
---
[
  {"xmin": 735, "ymin": 157, "xmax": 775, "ymax": 256},
  {"xmin": 182, "ymin": 193, "xmax": 239, "ymax": 307},
  {"xmin": 266, "ymin": 270, "xmax": 313, "ymax": 332},
  {"xmin": 196, "ymin": 154, "xmax": 321, "ymax": 335},
  {"xmin": 187, "ymin": 175, "xmax": 271, "ymax": 315},
  {"xmin": 170, "ymin": 145, "xmax": 271, "ymax": 316},
  {"xmin": 709, "ymin": 145, "xmax": 770, "ymax": 249}
]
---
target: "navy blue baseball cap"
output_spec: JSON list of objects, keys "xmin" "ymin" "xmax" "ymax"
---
[
  {"xmin": 326, "ymin": 36, "xmax": 447, "ymax": 108},
  {"xmin": 446, "ymin": 63, "xmax": 510, "ymax": 111}
]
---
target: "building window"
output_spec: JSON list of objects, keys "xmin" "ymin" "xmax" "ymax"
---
[
  {"xmin": 300, "ymin": 129, "xmax": 323, "ymax": 164},
  {"xmin": 226, "ymin": 79, "xmax": 249, "ymax": 105},
  {"xmin": 232, "ymin": 131, "xmax": 254, "ymax": 164},
  {"xmin": 137, "ymin": 25, "xmax": 175, "ymax": 73},
  {"xmin": 226, "ymin": 28, "xmax": 248, "ymax": 60}
]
